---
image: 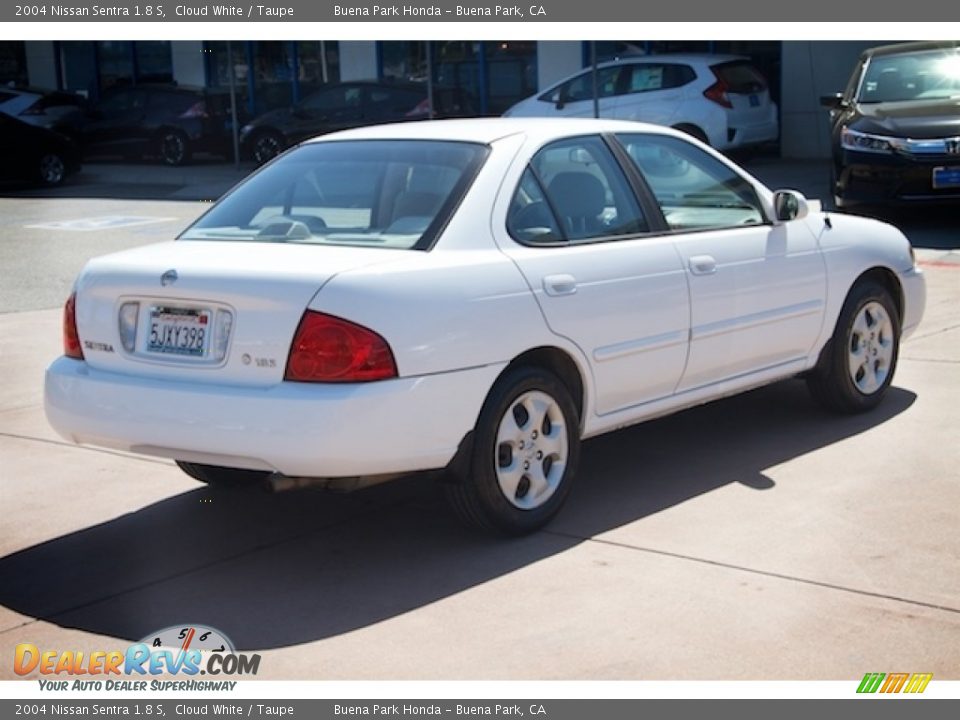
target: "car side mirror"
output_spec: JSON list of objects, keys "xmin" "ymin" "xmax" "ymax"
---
[
  {"xmin": 555, "ymin": 99, "xmax": 566, "ymax": 111},
  {"xmin": 773, "ymin": 190, "xmax": 810, "ymax": 222},
  {"xmin": 819, "ymin": 93, "xmax": 844, "ymax": 110}
]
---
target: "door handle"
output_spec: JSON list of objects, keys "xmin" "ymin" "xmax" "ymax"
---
[
  {"xmin": 543, "ymin": 274, "xmax": 577, "ymax": 296},
  {"xmin": 689, "ymin": 255, "xmax": 717, "ymax": 275}
]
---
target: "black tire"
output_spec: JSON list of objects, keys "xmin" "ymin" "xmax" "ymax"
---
[
  {"xmin": 158, "ymin": 130, "xmax": 191, "ymax": 166},
  {"xmin": 37, "ymin": 152, "xmax": 67, "ymax": 186},
  {"xmin": 251, "ymin": 130, "xmax": 285, "ymax": 165},
  {"xmin": 830, "ymin": 164, "xmax": 853, "ymax": 211},
  {"xmin": 807, "ymin": 281, "xmax": 900, "ymax": 414},
  {"xmin": 445, "ymin": 366, "xmax": 581, "ymax": 536},
  {"xmin": 175, "ymin": 461, "xmax": 269, "ymax": 487}
]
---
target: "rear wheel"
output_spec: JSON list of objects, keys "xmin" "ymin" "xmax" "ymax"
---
[
  {"xmin": 37, "ymin": 152, "xmax": 66, "ymax": 186},
  {"xmin": 445, "ymin": 366, "xmax": 580, "ymax": 535},
  {"xmin": 175, "ymin": 461, "xmax": 269, "ymax": 487},
  {"xmin": 158, "ymin": 130, "xmax": 190, "ymax": 166},
  {"xmin": 807, "ymin": 281, "xmax": 900, "ymax": 413}
]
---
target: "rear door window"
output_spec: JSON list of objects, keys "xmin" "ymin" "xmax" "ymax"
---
[
  {"xmin": 624, "ymin": 63, "xmax": 696, "ymax": 93},
  {"xmin": 508, "ymin": 135, "xmax": 648, "ymax": 243},
  {"xmin": 540, "ymin": 67, "xmax": 623, "ymax": 103}
]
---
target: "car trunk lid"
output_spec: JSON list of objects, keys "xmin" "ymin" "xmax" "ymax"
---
[{"xmin": 72, "ymin": 240, "xmax": 398, "ymax": 387}]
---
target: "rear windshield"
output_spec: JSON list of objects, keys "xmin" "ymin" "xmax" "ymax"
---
[
  {"xmin": 180, "ymin": 140, "xmax": 488, "ymax": 250},
  {"xmin": 858, "ymin": 48, "xmax": 960, "ymax": 103},
  {"xmin": 712, "ymin": 61, "xmax": 768, "ymax": 93}
]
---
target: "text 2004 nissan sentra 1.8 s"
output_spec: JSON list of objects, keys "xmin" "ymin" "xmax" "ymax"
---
[{"xmin": 44, "ymin": 118, "xmax": 926, "ymax": 535}]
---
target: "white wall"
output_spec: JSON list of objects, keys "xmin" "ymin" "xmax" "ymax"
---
[
  {"xmin": 780, "ymin": 41, "xmax": 878, "ymax": 158},
  {"xmin": 171, "ymin": 41, "xmax": 207, "ymax": 87},
  {"xmin": 338, "ymin": 42, "xmax": 379, "ymax": 81},
  {"xmin": 537, "ymin": 41, "xmax": 583, "ymax": 90}
]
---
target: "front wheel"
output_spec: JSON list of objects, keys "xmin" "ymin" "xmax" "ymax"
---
[
  {"xmin": 807, "ymin": 281, "xmax": 900, "ymax": 413},
  {"xmin": 175, "ymin": 461, "xmax": 269, "ymax": 487},
  {"xmin": 251, "ymin": 130, "xmax": 285, "ymax": 165},
  {"xmin": 445, "ymin": 367, "xmax": 581, "ymax": 535}
]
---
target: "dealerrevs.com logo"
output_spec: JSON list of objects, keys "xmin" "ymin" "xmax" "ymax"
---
[{"xmin": 14, "ymin": 625, "xmax": 260, "ymax": 691}]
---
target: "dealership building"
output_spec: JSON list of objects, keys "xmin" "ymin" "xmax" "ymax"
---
[{"xmin": 2, "ymin": 39, "xmax": 888, "ymax": 158}]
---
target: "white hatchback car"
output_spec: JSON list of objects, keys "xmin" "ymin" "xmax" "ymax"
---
[
  {"xmin": 46, "ymin": 118, "xmax": 924, "ymax": 535},
  {"xmin": 504, "ymin": 54, "xmax": 779, "ymax": 151}
]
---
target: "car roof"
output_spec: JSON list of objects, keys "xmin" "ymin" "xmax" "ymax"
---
[
  {"xmin": 862, "ymin": 41, "xmax": 959, "ymax": 58},
  {"xmin": 595, "ymin": 53, "xmax": 748, "ymax": 69},
  {"xmin": 306, "ymin": 116, "xmax": 678, "ymax": 145}
]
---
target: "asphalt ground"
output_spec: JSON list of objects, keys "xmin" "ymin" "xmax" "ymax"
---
[{"xmin": 0, "ymin": 161, "xmax": 958, "ymax": 681}]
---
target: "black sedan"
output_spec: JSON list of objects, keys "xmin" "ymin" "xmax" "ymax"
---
[
  {"xmin": 80, "ymin": 85, "xmax": 237, "ymax": 166},
  {"xmin": 822, "ymin": 41, "xmax": 960, "ymax": 207},
  {"xmin": 239, "ymin": 81, "xmax": 476, "ymax": 165},
  {"xmin": 0, "ymin": 112, "xmax": 81, "ymax": 187}
]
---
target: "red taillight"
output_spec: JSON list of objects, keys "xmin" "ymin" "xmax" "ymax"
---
[
  {"xmin": 284, "ymin": 311, "xmax": 397, "ymax": 383},
  {"xmin": 703, "ymin": 72, "xmax": 733, "ymax": 109},
  {"xmin": 63, "ymin": 292, "xmax": 84, "ymax": 360},
  {"xmin": 406, "ymin": 98, "xmax": 431, "ymax": 117},
  {"xmin": 179, "ymin": 101, "xmax": 209, "ymax": 119}
]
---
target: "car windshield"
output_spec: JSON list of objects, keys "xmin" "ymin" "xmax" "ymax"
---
[
  {"xmin": 858, "ymin": 48, "xmax": 960, "ymax": 103},
  {"xmin": 180, "ymin": 140, "xmax": 488, "ymax": 250}
]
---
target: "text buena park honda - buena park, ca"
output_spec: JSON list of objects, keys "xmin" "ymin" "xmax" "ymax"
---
[
  {"xmin": 334, "ymin": 706, "xmax": 546, "ymax": 716},
  {"xmin": 334, "ymin": 5, "xmax": 547, "ymax": 17}
]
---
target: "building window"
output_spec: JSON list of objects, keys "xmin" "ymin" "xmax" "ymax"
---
[
  {"xmin": 96, "ymin": 41, "xmax": 134, "ymax": 90},
  {"xmin": 135, "ymin": 42, "xmax": 173, "ymax": 84},
  {"xmin": 296, "ymin": 41, "xmax": 340, "ymax": 97},
  {"xmin": 381, "ymin": 41, "xmax": 427, "ymax": 82},
  {"xmin": 484, "ymin": 41, "xmax": 537, "ymax": 115},
  {"xmin": 0, "ymin": 41, "xmax": 27, "ymax": 85}
]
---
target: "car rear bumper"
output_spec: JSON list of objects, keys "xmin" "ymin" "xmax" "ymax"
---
[
  {"xmin": 45, "ymin": 357, "xmax": 505, "ymax": 478},
  {"xmin": 726, "ymin": 118, "xmax": 779, "ymax": 149},
  {"xmin": 836, "ymin": 151, "xmax": 960, "ymax": 204}
]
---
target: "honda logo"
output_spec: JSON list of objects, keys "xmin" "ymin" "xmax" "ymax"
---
[{"xmin": 947, "ymin": 138, "xmax": 960, "ymax": 155}]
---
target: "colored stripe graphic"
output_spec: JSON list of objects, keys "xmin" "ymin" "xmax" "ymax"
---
[
  {"xmin": 857, "ymin": 673, "xmax": 885, "ymax": 693},
  {"xmin": 880, "ymin": 673, "xmax": 909, "ymax": 693},
  {"xmin": 904, "ymin": 673, "xmax": 933, "ymax": 694},
  {"xmin": 857, "ymin": 672, "xmax": 932, "ymax": 694}
]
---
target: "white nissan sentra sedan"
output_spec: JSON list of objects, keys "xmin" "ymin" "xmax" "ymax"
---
[{"xmin": 45, "ymin": 118, "xmax": 925, "ymax": 535}]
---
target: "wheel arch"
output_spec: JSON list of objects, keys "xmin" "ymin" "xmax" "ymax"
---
[
  {"xmin": 154, "ymin": 125, "xmax": 190, "ymax": 143},
  {"xmin": 502, "ymin": 346, "xmax": 587, "ymax": 424},
  {"xmin": 851, "ymin": 266, "xmax": 904, "ymax": 324},
  {"xmin": 812, "ymin": 264, "xmax": 905, "ymax": 372},
  {"xmin": 443, "ymin": 345, "xmax": 589, "ymax": 484},
  {"xmin": 671, "ymin": 123, "xmax": 709, "ymax": 145}
]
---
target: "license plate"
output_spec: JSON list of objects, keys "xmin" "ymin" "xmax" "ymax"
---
[
  {"xmin": 749, "ymin": 94, "xmax": 760, "ymax": 107},
  {"xmin": 147, "ymin": 306, "xmax": 211, "ymax": 357},
  {"xmin": 933, "ymin": 166, "xmax": 960, "ymax": 189}
]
